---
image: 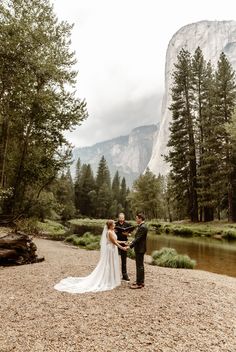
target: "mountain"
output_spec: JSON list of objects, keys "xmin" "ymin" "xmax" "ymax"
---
[
  {"xmin": 147, "ymin": 20, "xmax": 236, "ymax": 175},
  {"xmin": 72, "ymin": 124, "xmax": 159, "ymax": 186}
]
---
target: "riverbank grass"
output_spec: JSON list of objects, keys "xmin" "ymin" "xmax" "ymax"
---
[
  {"xmin": 149, "ymin": 221, "xmax": 236, "ymax": 239},
  {"xmin": 65, "ymin": 232, "xmax": 101, "ymax": 250},
  {"xmin": 151, "ymin": 247, "xmax": 196, "ymax": 269}
]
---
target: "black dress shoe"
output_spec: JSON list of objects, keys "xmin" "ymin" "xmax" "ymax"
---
[
  {"xmin": 130, "ymin": 282, "xmax": 144, "ymax": 287},
  {"xmin": 130, "ymin": 284, "xmax": 143, "ymax": 289},
  {"xmin": 122, "ymin": 274, "xmax": 130, "ymax": 281}
]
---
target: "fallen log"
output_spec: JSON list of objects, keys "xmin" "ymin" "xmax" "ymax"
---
[
  {"xmin": 0, "ymin": 231, "xmax": 44, "ymax": 265},
  {"xmin": 0, "ymin": 214, "xmax": 22, "ymax": 226},
  {"xmin": 0, "ymin": 248, "xmax": 18, "ymax": 259}
]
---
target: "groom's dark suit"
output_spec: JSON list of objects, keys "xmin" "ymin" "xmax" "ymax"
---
[{"xmin": 130, "ymin": 222, "xmax": 148, "ymax": 285}]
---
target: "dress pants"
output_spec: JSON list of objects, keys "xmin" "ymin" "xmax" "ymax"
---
[
  {"xmin": 119, "ymin": 248, "xmax": 128, "ymax": 276},
  {"xmin": 135, "ymin": 252, "xmax": 144, "ymax": 284}
]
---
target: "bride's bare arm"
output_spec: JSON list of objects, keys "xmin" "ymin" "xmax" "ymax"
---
[{"xmin": 108, "ymin": 231, "xmax": 127, "ymax": 251}]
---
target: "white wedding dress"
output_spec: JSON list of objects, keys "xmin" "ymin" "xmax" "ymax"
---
[{"xmin": 54, "ymin": 226, "xmax": 121, "ymax": 293}]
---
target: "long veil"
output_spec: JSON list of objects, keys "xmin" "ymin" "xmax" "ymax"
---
[{"xmin": 100, "ymin": 225, "xmax": 108, "ymax": 256}]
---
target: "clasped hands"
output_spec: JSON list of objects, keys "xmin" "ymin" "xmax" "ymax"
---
[{"xmin": 119, "ymin": 240, "xmax": 131, "ymax": 251}]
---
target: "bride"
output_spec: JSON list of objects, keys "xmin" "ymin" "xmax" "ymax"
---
[{"xmin": 54, "ymin": 219, "xmax": 128, "ymax": 293}]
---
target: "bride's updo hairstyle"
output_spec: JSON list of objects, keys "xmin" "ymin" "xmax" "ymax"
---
[{"xmin": 106, "ymin": 219, "xmax": 115, "ymax": 229}]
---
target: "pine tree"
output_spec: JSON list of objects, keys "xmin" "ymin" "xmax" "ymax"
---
[
  {"xmin": 226, "ymin": 111, "xmax": 236, "ymax": 220},
  {"xmin": 166, "ymin": 49, "xmax": 198, "ymax": 221},
  {"xmin": 76, "ymin": 164, "xmax": 96, "ymax": 216},
  {"xmin": 112, "ymin": 171, "xmax": 121, "ymax": 202},
  {"xmin": 56, "ymin": 169, "xmax": 76, "ymax": 220},
  {"xmin": 192, "ymin": 47, "xmax": 207, "ymax": 220},
  {"xmin": 196, "ymin": 61, "xmax": 224, "ymax": 220},
  {"xmin": 75, "ymin": 158, "xmax": 81, "ymax": 183},
  {"xmin": 96, "ymin": 183, "xmax": 111, "ymax": 218},
  {"xmin": 215, "ymin": 52, "xmax": 236, "ymax": 221},
  {"xmin": 96, "ymin": 156, "xmax": 111, "ymax": 190},
  {"xmin": 191, "ymin": 48, "xmax": 223, "ymax": 221},
  {"xmin": 109, "ymin": 171, "xmax": 123, "ymax": 218},
  {"xmin": 128, "ymin": 169, "xmax": 164, "ymax": 219},
  {"xmin": 74, "ymin": 157, "xmax": 81, "ymax": 211}
]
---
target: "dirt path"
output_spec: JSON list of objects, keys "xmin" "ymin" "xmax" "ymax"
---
[{"xmin": 0, "ymin": 238, "xmax": 236, "ymax": 352}]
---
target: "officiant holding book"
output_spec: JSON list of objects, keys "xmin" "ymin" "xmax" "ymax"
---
[{"xmin": 115, "ymin": 212, "xmax": 134, "ymax": 281}]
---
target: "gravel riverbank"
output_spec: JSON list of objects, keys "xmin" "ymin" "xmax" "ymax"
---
[{"xmin": 0, "ymin": 238, "xmax": 236, "ymax": 352}]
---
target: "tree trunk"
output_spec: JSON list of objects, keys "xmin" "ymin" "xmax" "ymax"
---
[
  {"xmin": 217, "ymin": 206, "xmax": 221, "ymax": 221},
  {"xmin": 0, "ymin": 231, "xmax": 44, "ymax": 265},
  {"xmin": 199, "ymin": 206, "xmax": 203, "ymax": 222},
  {"xmin": 204, "ymin": 207, "xmax": 214, "ymax": 222},
  {"xmin": 185, "ymin": 80, "xmax": 198, "ymax": 222},
  {"xmin": 0, "ymin": 116, "xmax": 10, "ymax": 188},
  {"xmin": 228, "ymin": 179, "xmax": 233, "ymax": 222}
]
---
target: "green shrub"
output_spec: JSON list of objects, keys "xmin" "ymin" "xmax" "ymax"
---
[
  {"xmin": 15, "ymin": 217, "xmax": 39, "ymax": 234},
  {"xmin": 175, "ymin": 254, "xmax": 196, "ymax": 269},
  {"xmin": 37, "ymin": 219, "xmax": 67, "ymax": 239},
  {"xmin": 222, "ymin": 229, "xmax": 236, "ymax": 240},
  {"xmin": 152, "ymin": 247, "xmax": 177, "ymax": 260},
  {"xmin": 163, "ymin": 225, "xmax": 171, "ymax": 234},
  {"xmin": 149, "ymin": 222, "xmax": 163, "ymax": 234},
  {"xmin": 86, "ymin": 242, "xmax": 100, "ymax": 250},
  {"xmin": 65, "ymin": 233, "xmax": 101, "ymax": 250},
  {"xmin": 151, "ymin": 247, "xmax": 196, "ymax": 269},
  {"xmin": 171, "ymin": 226, "xmax": 194, "ymax": 237}
]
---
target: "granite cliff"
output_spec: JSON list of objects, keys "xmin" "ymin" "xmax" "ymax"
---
[{"xmin": 72, "ymin": 124, "xmax": 158, "ymax": 186}]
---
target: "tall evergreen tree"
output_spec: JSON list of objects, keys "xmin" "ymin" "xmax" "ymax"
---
[
  {"xmin": 166, "ymin": 48, "xmax": 198, "ymax": 221},
  {"xmin": 112, "ymin": 171, "xmax": 121, "ymax": 203},
  {"xmin": 75, "ymin": 158, "xmax": 81, "ymax": 183},
  {"xmin": 96, "ymin": 156, "xmax": 111, "ymax": 190},
  {"xmin": 128, "ymin": 169, "xmax": 164, "ymax": 219},
  {"xmin": 226, "ymin": 111, "xmax": 236, "ymax": 221},
  {"xmin": 96, "ymin": 183, "xmax": 111, "ymax": 218},
  {"xmin": 120, "ymin": 177, "xmax": 127, "ymax": 207},
  {"xmin": 76, "ymin": 164, "xmax": 96, "ymax": 216},
  {"xmin": 55, "ymin": 169, "xmax": 76, "ymax": 221},
  {"xmin": 74, "ymin": 157, "xmax": 81, "ymax": 211},
  {"xmin": 197, "ymin": 61, "xmax": 224, "ymax": 220},
  {"xmin": 215, "ymin": 52, "xmax": 236, "ymax": 221},
  {"xmin": 192, "ymin": 47, "xmax": 207, "ymax": 220}
]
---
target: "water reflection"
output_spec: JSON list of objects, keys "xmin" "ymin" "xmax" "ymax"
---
[{"xmin": 147, "ymin": 233, "xmax": 236, "ymax": 278}]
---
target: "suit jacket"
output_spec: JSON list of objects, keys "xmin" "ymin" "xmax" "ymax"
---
[{"xmin": 130, "ymin": 222, "xmax": 148, "ymax": 254}]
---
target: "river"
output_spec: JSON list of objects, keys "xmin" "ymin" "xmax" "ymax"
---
[{"xmin": 147, "ymin": 233, "xmax": 236, "ymax": 278}]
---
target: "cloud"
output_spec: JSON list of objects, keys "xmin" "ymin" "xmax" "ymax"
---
[
  {"xmin": 65, "ymin": 93, "xmax": 162, "ymax": 147},
  {"xmin": 53, "ymin": 0, "xmax": 236, "ymax": 147}
]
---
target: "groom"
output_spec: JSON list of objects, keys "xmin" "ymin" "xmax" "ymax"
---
[{"xmin": 129, "ymin": 212, "xmax": 148, "ymax": 289}]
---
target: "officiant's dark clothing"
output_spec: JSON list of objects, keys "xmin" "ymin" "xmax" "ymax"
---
[
  {"xmin": 115, "ymin": 221, "xmax": 131, "ymax": 276},
  {"xmin": 130, "ymin": 222, "xmax": 148, "ymax": 285}
]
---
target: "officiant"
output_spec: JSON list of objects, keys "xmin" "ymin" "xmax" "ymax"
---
[{"xmin": 115, "ymin": 212, "xmax": 131, "ymax": 281}]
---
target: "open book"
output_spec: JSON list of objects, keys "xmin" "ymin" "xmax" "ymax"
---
[{"xmin": 115, "ymin": 225, "xmax": 136, "ymax": 233}]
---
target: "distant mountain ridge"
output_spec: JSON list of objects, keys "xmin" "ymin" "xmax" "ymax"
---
[{"xmin": 72, "ymin": 124, "xmax": 159, "ymax": 186}]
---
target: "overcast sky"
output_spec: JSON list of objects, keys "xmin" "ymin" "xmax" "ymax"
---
[{"xmin": 52, "ymin": 0, "xmax": 236, "ymax": 147}]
